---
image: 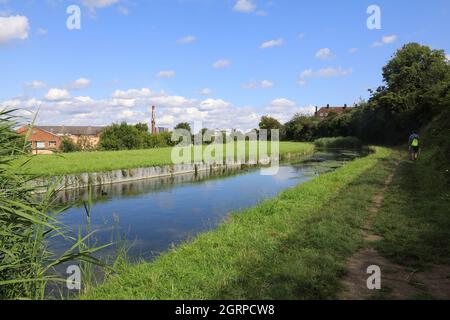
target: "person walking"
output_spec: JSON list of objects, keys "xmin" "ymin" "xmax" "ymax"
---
[{"xmin": 408, "ymin": 132, "xmax": 420, "ymax": 161}]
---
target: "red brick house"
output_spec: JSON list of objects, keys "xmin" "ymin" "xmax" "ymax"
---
[
  {"xmin": 315, "ymin": 104, "xmax": 352, "ymax": 120},
  {"xmin": 17, "ymin": 126, "xmax": 104, "ymax": 154}
]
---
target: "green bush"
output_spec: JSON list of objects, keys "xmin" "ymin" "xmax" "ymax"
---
[{"xmin": 60, "ymin": 136, "xmax": 81, "ymax": 153}]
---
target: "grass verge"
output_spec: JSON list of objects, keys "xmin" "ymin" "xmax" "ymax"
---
[
  {"xmin": 373, "ymin": 150, "xmax": 450, "ymax": 270},
  {"xmin": 12, "ymin": 142, "xmax": 313, "ymax": 177},
  {"xmin": 82, "ymin": 147, "xmax": 394, "ymax": 300}
]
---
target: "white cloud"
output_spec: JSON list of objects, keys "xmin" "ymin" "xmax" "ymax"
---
[
  {"xmin": 198, "ymin": 88, "xmax": 213, "ymax": 95},
  {"xmin": 177, "ymin": 35, "xmax": 196, "ymax": 44},
  {"xmin": 268, "ymin": 98, "xmax": 296, "ymax": 108},
  {"xmin": 213, "ymin": 59, "xmax": 231, "ymax": 69},
  {"xmin": 382, "ymin": 35, "xmax": 397, "ymax": 44},
  {"xmin": 67, "ymin": 78, "xmax": 92, "ymax": 90},
  {"xmin": 156, "ymin": 70, "xmax": 176, "ymax": 78},
  {"xmin": 37, "ymin": 28, "xmax": 48, "ymax": 36},
  {"xmin": 74, "ymin": 96, "xmax": 94, "ymax": 103},
  {"xmin": 348, "ymin": 48, "xmax": 358, "ymax": 54},
  {"xmin": 265, "ymin": 99, "xmax": 315, "ymax": 123},
  {"xmin": 299, "ymin": 67, "xmax": 353, "ymax": 85},
  {"xmin": 80, "ymin": 0, "xmax": 119, "ymax": 9},
  {"xmin": 260, "ymin": 80, "xmax": 274, "ymax": 89},
  {"xmin": 0, "ymin": 15, "xmax": 29, "ymax": 44},
  {"xmin": 45, "ymin": 88, "xmax": 71, "ymax": 101},
  {"xmin": 233, "ymin": 0, "xmax": 256, "ymax": 13},
  {"xmin": 242, "ymin": 80, "xmax": 274, "ymax": 89},
  {"xmin": 24, "ymin": 81, "xmax": 47, "ymax": 90},
  {"xmin": 198, "ymin": 99, "xmax": 230, "ymax": 111},
  {"xmin": 371, "ymin": 34, "xmax": 398, "ymax": 48},
  {"xmin": 446, "ymin": 54, "xmax": 450, "ymax": 62},
  {"xmin": 260, "ymin": 38, "xmax": 284, "ymax": 49},
  {"xmin": 315, "ymin": 48, "xmax": 334, "ymax": 60}
]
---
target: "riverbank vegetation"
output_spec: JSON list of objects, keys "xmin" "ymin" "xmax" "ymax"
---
[
  {"xmin": 12, "ymin": 142, "xmax": 313, "ymax": 177},
  {"xmin": 0, "ymin": 110, "xmax": 108, "ymax": 299},
  {"xmin": 314, "ymin": 137, "xmax": 363, "ymax": 150},
  {"xmin": 83, "ymin": 147, "xmax": 393, "ymax": 299}
]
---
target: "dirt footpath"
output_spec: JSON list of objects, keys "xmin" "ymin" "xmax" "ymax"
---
[{"xmin": 339, "ymin": 168, "xmax": 450, "ymax": 300}]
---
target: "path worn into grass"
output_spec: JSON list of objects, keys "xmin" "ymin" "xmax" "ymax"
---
[{"xmin": 340, "ymin": 152, "xmax": 450, "ymax": 300}]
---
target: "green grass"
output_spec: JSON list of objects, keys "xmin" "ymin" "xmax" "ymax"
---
[
  {"xmin": 372, "ymin": 107, "xmax": 450, "ymax": 271},
  {"xmin": 373, "ymin": 150, "xmax": 450, "ymax": 270},
  {"xmin": 11, "ymin": 142, "xmax": 313, "ymax": 177},
  {"xmin": 82, "ymin": 147, "xmax": 393, "ymax": 300},
  {"xmin": 314, "ymin": 137, "xmax": 363, "ymax": 149}
]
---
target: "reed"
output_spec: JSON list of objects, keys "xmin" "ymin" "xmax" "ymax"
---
[{"xmin": 0, "ymin": 109, "xmax": 109, "ymax": 300}]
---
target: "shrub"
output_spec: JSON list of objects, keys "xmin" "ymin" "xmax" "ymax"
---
[{"xmin": 60, "ymin": 136, "xmax": 81, "ymax": 153}]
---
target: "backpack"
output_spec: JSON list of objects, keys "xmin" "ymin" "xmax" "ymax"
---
[{"xmin": 411, "ymin": 138, "xmax": 419, "ymax": 147}]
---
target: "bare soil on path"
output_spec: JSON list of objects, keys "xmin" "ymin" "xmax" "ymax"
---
[{"xmin": 339, "ymin": 163, "xmax": 450, "ymax": 300}]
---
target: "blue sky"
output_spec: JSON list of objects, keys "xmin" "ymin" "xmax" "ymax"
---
[{"xmin": 0, "ymin": 0, "xmax": 449, "ymax": 130}]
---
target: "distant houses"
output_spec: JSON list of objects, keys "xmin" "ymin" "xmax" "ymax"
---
[
  {"xmin": 315, "ymin": 104, "xmax": 352, "ymax": 120},
  {"xmin": 16, "ymin": 126, "xmax": 104, "ymax": 154}
]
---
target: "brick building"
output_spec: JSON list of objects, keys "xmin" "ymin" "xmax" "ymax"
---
[
  {"xmin": 17, "ymin": 126, "xmax": 104, "ymax": 154},
  {"xmin": 315, "ymin": 104, "xmax": 352, "ymax": 120}
]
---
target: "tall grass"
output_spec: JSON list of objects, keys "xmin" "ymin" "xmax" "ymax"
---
[{"xmin": 0, "ymin": 109, "xmax": 108, "ymax": 300}]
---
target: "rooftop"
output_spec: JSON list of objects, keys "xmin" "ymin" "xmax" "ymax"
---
[{"xmin": 36, "ymin": 126, "xmax": 105, "ymax": 136}]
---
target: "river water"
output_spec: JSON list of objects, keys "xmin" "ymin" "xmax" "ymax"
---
[{"xmin": 50, "ymin": 150, "xmax": 362, "ymax": 261}]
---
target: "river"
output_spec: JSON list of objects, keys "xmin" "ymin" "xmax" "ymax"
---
[{"xmin": 49, "ymin": 150, "xmax": 363, "ymax": 261}]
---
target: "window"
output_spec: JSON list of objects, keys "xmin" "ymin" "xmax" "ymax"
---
[
  {"xmin": 49, "ymin": 141, "xmax": 57, "ymax": 148},
  {"xmin": 36, "ymin": 142, "xmax": 45, "ymax": 149}
]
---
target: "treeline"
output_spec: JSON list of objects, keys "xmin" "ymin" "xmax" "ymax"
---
[
  {"xmin": 264, "ymin": 43, "xmax": 450, "ymax": 145},
  {"xmin": 60, "ymin": 123, "xmax": 176, "ymax": 152}
]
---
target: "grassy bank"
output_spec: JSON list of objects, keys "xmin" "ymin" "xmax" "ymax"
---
[
  {"xmin": 373, "ymin": 109, "xmax": 450, "ymax": 270},
  {"xmin": 83, "ymin": 147, "xmax": 394, "ymax": 300},
  {"xmin": 12, "ymin": 142, "xmax": 313, "ymax": 177},
  {"xmin": 314, "ymin": 137, "xmax": 363, "ymax": 149}
]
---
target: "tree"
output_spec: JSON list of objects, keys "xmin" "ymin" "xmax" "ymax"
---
[
  {"xmin": 76, "ymin": 135, "xmax": 96, "ymax": 152},
  {"xmin": 60, "ymin": 136, "xmax": 80, "ymax": 153},
  {"xmin": 174, "ymin": 122, "xmax": 192, "ymax": 133},
  {"xmin": 283, "ymin": 114, "xmax": 318, "ymax": 142},
  {"xmin": 259, "ymin": 116, "xmax": 282, "ymax": 140},
  {"xmin": 99, "ymin": 123, "xmax": 146, "ymax": 151},
  {"xmin": 369, "ymin": 43, "xmax": 450, "ymax": 143}
]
